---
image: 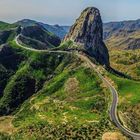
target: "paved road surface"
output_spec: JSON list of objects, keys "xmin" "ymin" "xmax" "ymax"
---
[
  {"xmin": 15, "ymin": 35, "xmax": 140, "ymax": 140},
  {"xmin": 15, "ymin": 35, "xmax": 71, "ymax": 54},
  {"xmin": 77, "ymin": 54, "xmax": 140, "ymax": 140}
]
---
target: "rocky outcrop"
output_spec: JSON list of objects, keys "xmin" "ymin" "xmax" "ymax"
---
[{"xmin": 64, "ymin": 7, "xmax": 109, "ymax": 66}]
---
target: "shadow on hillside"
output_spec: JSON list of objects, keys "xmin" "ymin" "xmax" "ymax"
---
[{"xmin": 106, "ymin": 66, "xmax": 132, "ymax": 80}]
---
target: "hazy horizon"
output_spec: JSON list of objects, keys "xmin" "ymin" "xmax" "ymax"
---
[{"xmin": 0, "ymin": 0, "xmax": 140, "ymax": 25}]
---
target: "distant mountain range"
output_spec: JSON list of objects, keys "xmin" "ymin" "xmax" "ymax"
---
[
  {"xmin": 15, "ymin": 19, "xmax": 70, "ymax": 39},
  {"xmin": 15, "ymin": 18, "xmax": 140, "ymax": 50},
  {"xmin": 0, "ymin": 18, "xmax": 140, "ymax": 50},
  {"xmin": 103, "ymin": 19, "xmax": 140, "ymax": 50},
  {"xmin": 0, "ymin": 8, "xmax": 140, "ymax": 140},
  {"xmin": 103, "ymin": 19, "xmax": 140, "ymax": 39}
]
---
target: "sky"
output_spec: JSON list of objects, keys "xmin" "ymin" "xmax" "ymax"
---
[{"xmin": 0, "ymin": 0, "xmax": 140, "ymax": 25}]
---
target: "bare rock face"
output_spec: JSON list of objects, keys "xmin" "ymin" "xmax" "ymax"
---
[{"xmin": 64, "ymin": 7, "xmax": 110, "ymax": 66}]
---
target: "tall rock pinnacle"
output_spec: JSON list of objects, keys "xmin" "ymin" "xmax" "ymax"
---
[{"xmin": 64, "ymin": 7, "xmax": 110, "ymax": 66}]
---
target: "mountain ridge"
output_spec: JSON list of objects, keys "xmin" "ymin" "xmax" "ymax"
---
[
  {"xmin": 103, "ymin": 19, "xmax": 140, "ymax": 50},
  {"xmin": 1, "ymin": 18, "xmax": 140, "ymax": 44},
  {"xmin": 15, "ymin": 19, "xmax": 70, "ymax": 39},
  {"xmin": 64, "ymin": 7, "xmax": 110, "ymax": 66}
]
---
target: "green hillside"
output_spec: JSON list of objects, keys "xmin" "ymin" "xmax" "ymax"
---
[
  {"xmin": 0, "ymin": 40, "xmax": 120, "ymax": 140},
  {"xmin": 109, "ymin": 49, "xmax": 140, "ymax": 80},
  {"xmin": 0, "ymin": 14, "xmax": 140, "ymax": 140},
  {"xmin": 0, "ymin": 21, "xmax": 17, "ymax": 31},
  {"xmin": 108, "ymin": 73, "xmax": 140, "ymax": 133}
]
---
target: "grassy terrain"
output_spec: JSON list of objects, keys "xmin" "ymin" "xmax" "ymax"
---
[
  {"xmin": 0, "ymin": 21, "xmax": 18, "ymax": 46},
  {"xmin": 0, "ymin": 22, "xmax": 17, "ymax": 31},
  {"xmin": 103, "ymin": 26, "xmax": 140, "ymax": 134},
  {"xmin": 0, "ymin": 30, "xmax": 133, "ymax": 139},
  {"xmin": 53, "ymin": 40, "xmax": 86, "ymax": 52},
  {"xmin": 107, "ymin": 32, "xmax": 140, "ymax": 106},
  {"xmin": 10, "ymin": 65, "xmax": 113, "ymax": 140},
  {"xmin": 95, "ymin": 47, "xmax": 140, "ymax": 133},
  {"xmin": 0, "ymin": 40, "xmax": 122, "ymax": 139},
  {"xmin": 0, "ymin": 40, "xmax": 75, "ymax": 115},
  {"xmin": 13, "ymin": 67, "xmax": 104, "ymax": 126},
  {"xmin": 109, "ymin": 49, "xmax": 140, "ymax": 132},
  {"xmin": 110, "ymin": 49, "xmax": 140, "ymax": 80},
  {"xmin": 108, "ymin": 73, "xmax": 140, "ymax": 105},
  {"xmin": 105, "ymin": 64, "xmax": 140, "ymax": 133}
]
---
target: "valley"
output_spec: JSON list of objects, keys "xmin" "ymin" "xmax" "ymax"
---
[{"xmin": 0, "ymin": 5, "xmax": 140, "ymax": 140}]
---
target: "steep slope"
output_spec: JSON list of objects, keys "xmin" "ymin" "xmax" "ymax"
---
[
  {"xmin": 19, "ymin": 25, "xmax": 61, "ymax": 49},
  {"xmin": 40, "ymin": 23, "xmax": 70, "ymax": 39},
  {"xmin": 0, "ymin": 30, "xmax": 16, "ymax": 45},
  {"xmin": 104, "ymin": 19, "xmax": 140, "ymax": 80},
  {"xmin": 0, "ymin": 40, "xmax": 119, "ymax": 140},
  {"xmin": 1, "ymin": 7, "xmax": 139, "ymax": 140},
  {"xmin": 15, "ymin": 19, "xmax": 70, "ymax": 39},
  {"xmin": 0, "ymin": 21, "xmax": 61, "ymax": 49},
  {"xmin": 109, "ymin": 49, "xmax": 140, "ymax": 80},
  {"xmin": 64, "ymin": 7, "xmax": 110, "ymax": 66},
  {"xmin": 103, "ymin": 19, "xmax": 140, "ymax": 50},
  {"xmin": 0, "ymin": 22, "xmax": 18, "ymax": 45},
  {"xmin": 0, "ymin": 42, "xmax": 70, "ymax": 115},
  {"xmin": 103, "ymin": 19, "xmax": 140, "ymax": 80}
]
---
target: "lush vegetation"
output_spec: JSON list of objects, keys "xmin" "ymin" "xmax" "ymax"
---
[
  {"xmin": 0, "ymin": 40, "xmax": 74, "ymax": 115},
  {"xmin": 108, "ymin": 73, "xmax": 140, "ymax": 105},
  {"xmin": 110, "ymin": 49, "xmax": 140, "ymax": 80},
  {"xmin": 106, "ymin": 70, "xmax": 140, "ymax": 133},
  {"xmin": 0, "ymin": 24, "xmax": 132, "ymax": 139},
  {"xmin": 19, "ymin": 25, "xmax": 61, "ymax": 49},
  {"xmin": 10, "ymin": 66, "xmax": 110, "ymax": 139},
  {"xmin": 0, "ymin": 39, "xmax": 120, "ymax": 139},
  {"xmin": 0, "ymin": 22, "xmax": 17, "ymax": 31}
]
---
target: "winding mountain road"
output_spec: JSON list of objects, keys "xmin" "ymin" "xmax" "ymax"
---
[
  {"xmin": 14, "ymin": 35, "xmax": 140, "ymax": 140},
  {"xmin": 15, "ymin": 35, "xmax": 71, "ymax": 54},
  {"xmin": 77, "ymin": 54, "xmax": 140, "ymax": 140}
]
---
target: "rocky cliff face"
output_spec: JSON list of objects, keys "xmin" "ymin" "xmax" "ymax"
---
[{"xmin": 64, "ymin": 7, "xmax": 110, "ymax": 66}]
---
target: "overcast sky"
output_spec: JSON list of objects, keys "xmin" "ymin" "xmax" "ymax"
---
[{"xmin": 0, "ymin": 0, "xmax": 140, "ymax": 25}]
